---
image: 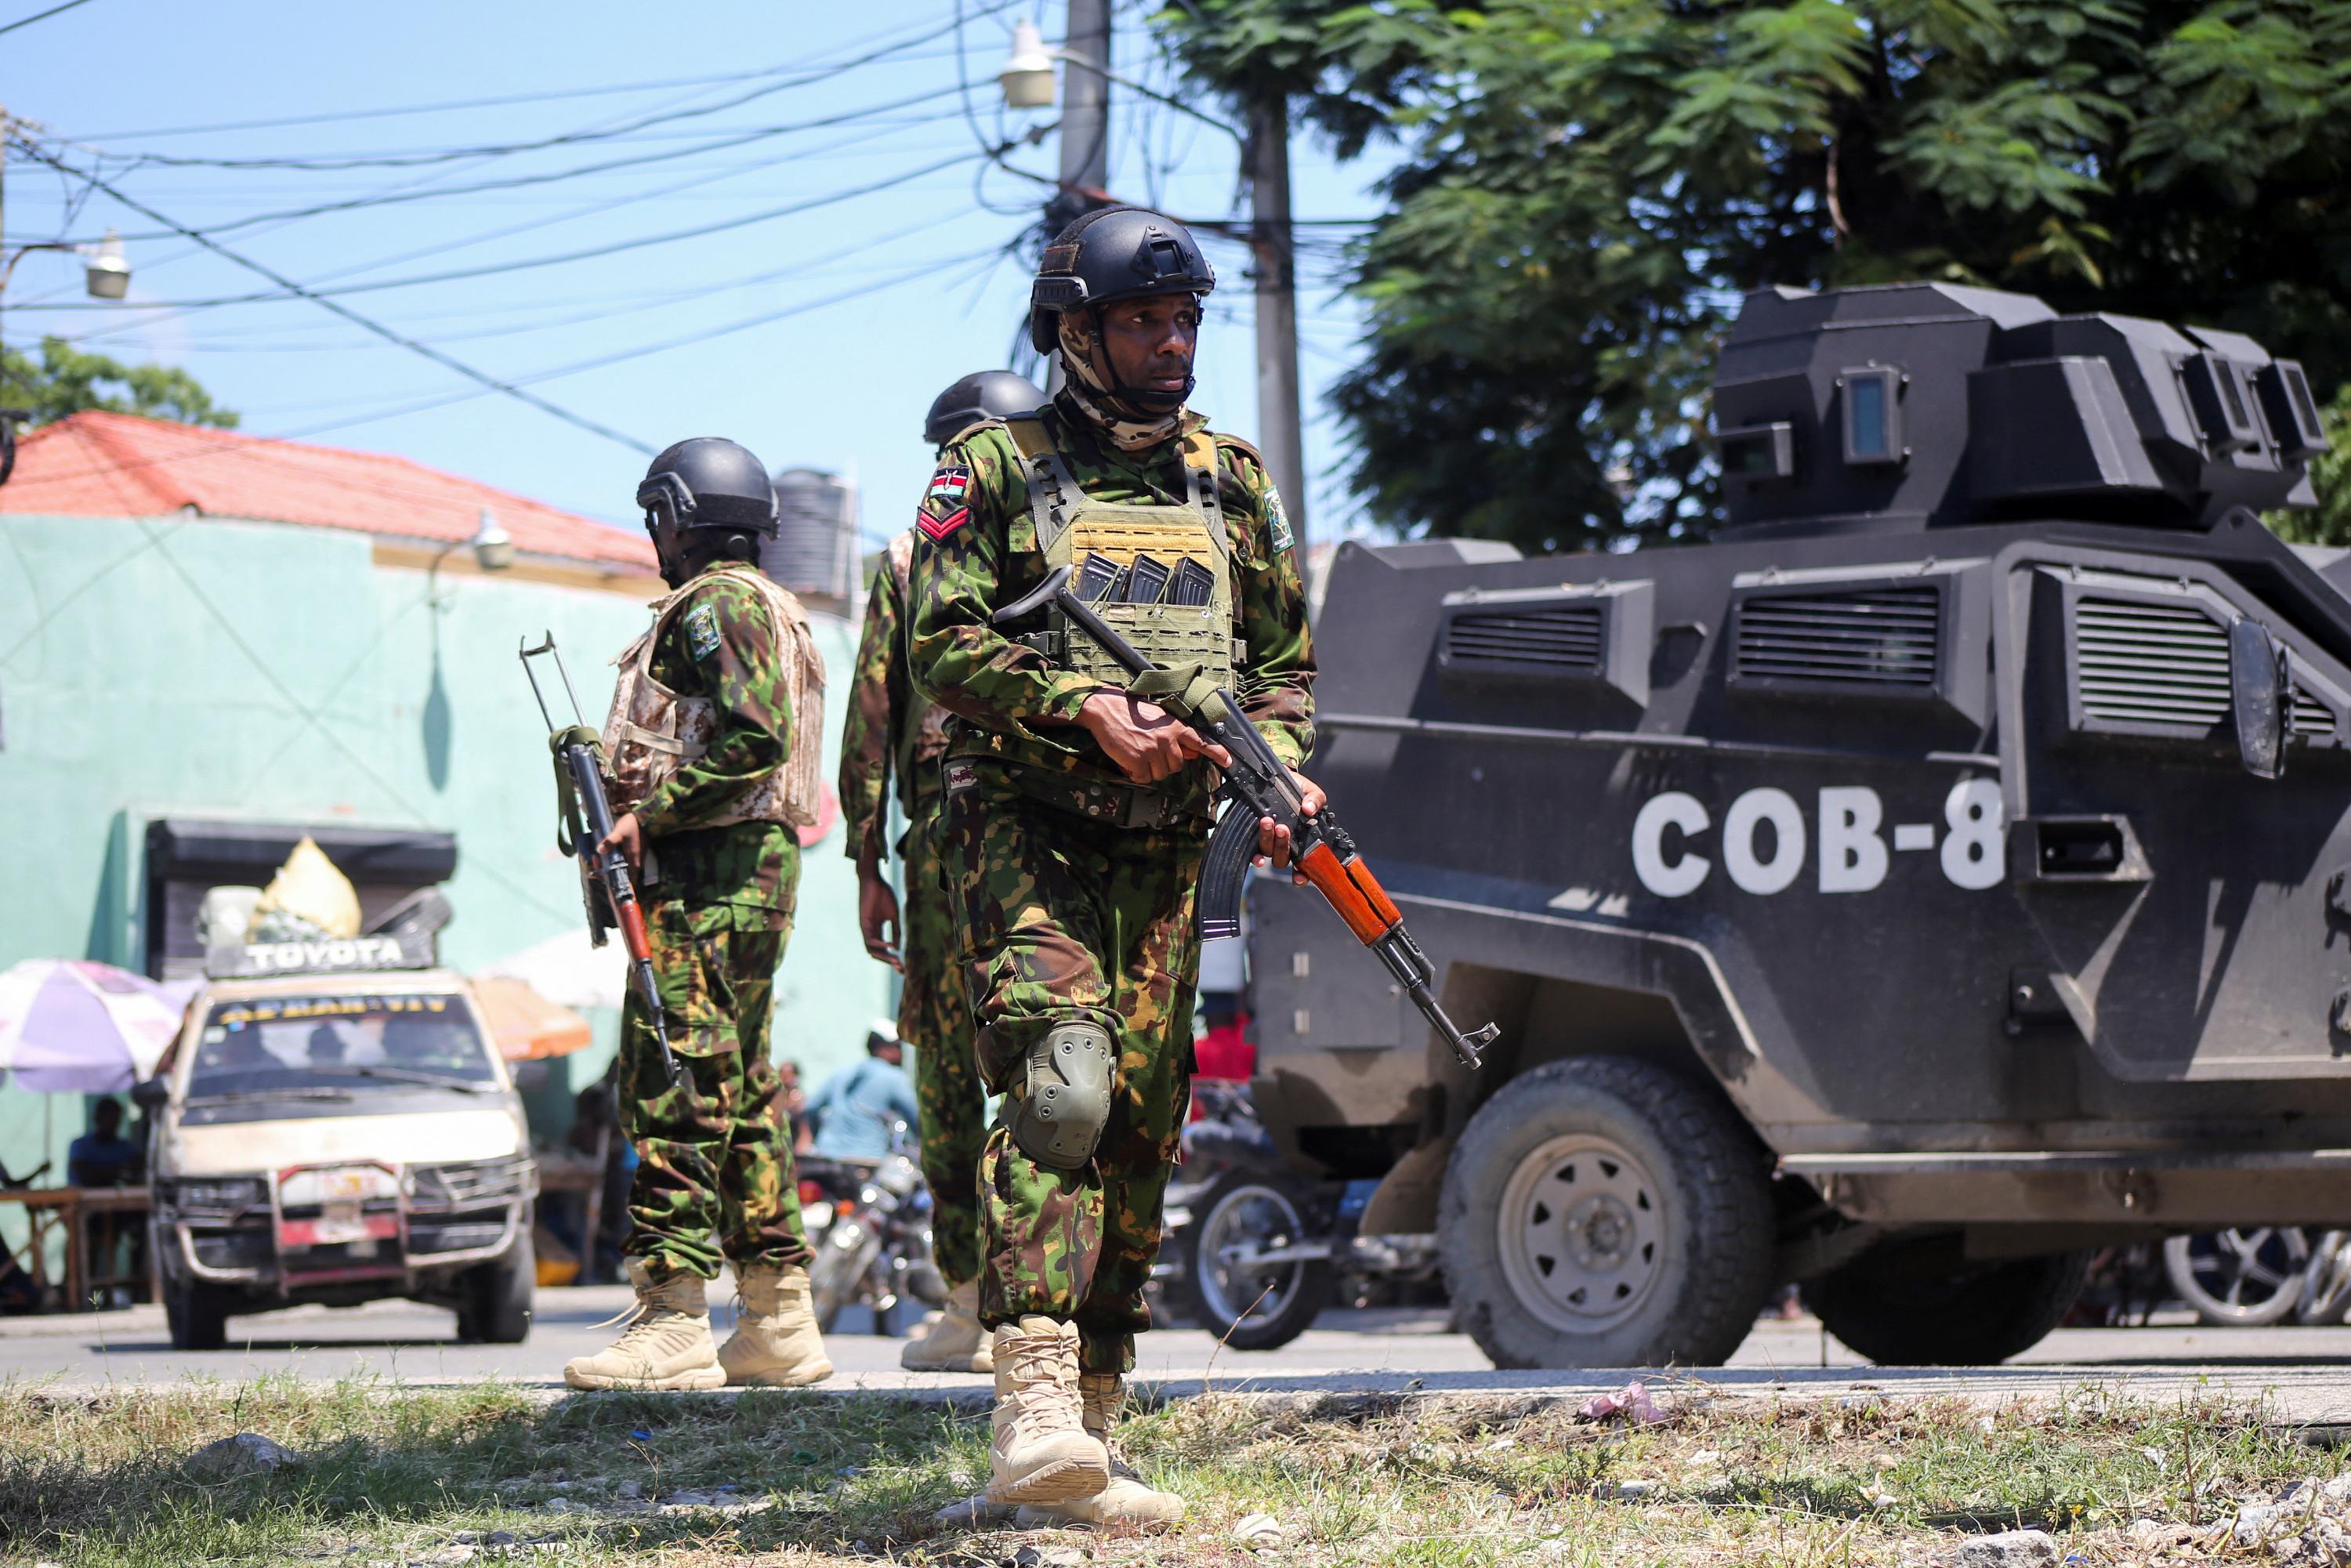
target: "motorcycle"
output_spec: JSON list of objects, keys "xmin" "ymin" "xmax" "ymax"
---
[
  {"xmin": 798, "ymin": 1120, "xmax": 945, "ymax": 1335},
  {"xmin": 2164, "ymin": 1227, "xmax": 2351, "ymax": 1327},
  {"xmin": 1161, "ymin": 1081, "xmax": 1444, "ymax": 1350}
]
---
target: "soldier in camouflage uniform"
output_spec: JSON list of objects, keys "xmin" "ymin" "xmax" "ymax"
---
[
  {"xmin": 840, "ymin": 371, "xmax": 1044, "ymax": 1375},
  {"xmin": 563, "ymin": 437, "xmax": 833, "ymax": 1393},
  {"xmin": 907, "ymin": 208, "xmax": 1317, "ymax": 1525}
]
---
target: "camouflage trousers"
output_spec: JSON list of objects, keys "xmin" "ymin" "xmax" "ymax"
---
[
  {"xmin": 900, "ymin": 795, "xmax": 987, "ymax": 1288},
  {"xmin": 619, "ymin": 898, "xmax": 810, "ymax": 1285},
  {"xmin": 943, "ymin": 766, "xmax": 1201, "ymax": 1374}
]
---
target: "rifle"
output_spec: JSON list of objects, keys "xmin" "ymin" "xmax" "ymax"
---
[
  {"xmin": 519, "ymin": 633, "xmax": 678, "ymax": 1085},
  {"xmin": 993, "ymin": 565, "xmax": 1497, "ymax": 1070}
]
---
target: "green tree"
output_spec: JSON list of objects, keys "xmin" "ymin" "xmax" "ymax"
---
[
  {"xmin": 0, "ymin": 335, "xmax": 238, "ymax": 429},
  {"xmin": 2268, "ymin": 384, "xmax": 2351, "ymax": 546},
  {"xmin": 1155, "ymin": 1, "xmax": 2351, "ymax": 553}
]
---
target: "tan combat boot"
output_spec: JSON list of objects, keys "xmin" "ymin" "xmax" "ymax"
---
[
  {"xmin": 900, "ymin": 1279, "xmax": 993, "ymax": 1374},
  {"xmin": 1016, "ymin": 1371, "xmax": 1186, "ymax": 1530},
  {"xmin": 563, "ymin": 1260, "xmax": 726, "ymax": 1391},
  {"xmin": 716, "ymin": 1260, "xmax": 834, "ymax": 1388},
  {"xmin": 984, "ymin": 1316, "xmax": 1110, "ymax": 1505}
]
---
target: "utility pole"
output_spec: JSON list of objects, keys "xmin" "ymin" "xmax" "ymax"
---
[
  {"xmin": 1056, "ymin": 0, "xmax": 1112, "ymax": 223},
  {"xmin": 1247, "ymin": 93, "xmax": 1308, "ymax": 550}
]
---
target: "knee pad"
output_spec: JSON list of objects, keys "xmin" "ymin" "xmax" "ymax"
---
[{"xmin": 1004, "ymin": 1020, "xmax": 1115, "ymax": 1171}]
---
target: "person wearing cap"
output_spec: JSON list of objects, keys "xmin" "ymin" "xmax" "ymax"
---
[
  {"xmin": 905, "ymin": 208, "xmax": 1317, "ymax": 1526},
  {"xmin": 841, "ymin": 371, "xmax": 1045, "ymax": 1375},
  {"xmin": 801, "ymin": 1021, "xmax": 924, "ymax": 1161},
  {"xmin": 562, "ymin": 438, "xmax": 833, "ymax": 1394}
]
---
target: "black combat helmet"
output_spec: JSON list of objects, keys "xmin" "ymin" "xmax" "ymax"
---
[
  {"xmin": 636, "ymin": 437, "xmax": 780, "ymax": 585},
  {"xmin": 923, "ymin": 370, "xmax": 1046, "ymax": 447},
  {"xmin": 635, "ymin": 437, "xmax": 781, "ymax": 537},
  {"xmin": 1027, "ymin": 205, "xmax": 1216, "ymax": 355}
]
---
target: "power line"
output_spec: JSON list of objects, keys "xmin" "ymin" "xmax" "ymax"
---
[
  {"xmin": 45, "ymin": 92, "xmax": 958, "ymax": 248},
  {"xmin": 8, "ymin": 230, "xmax": 1006, "ymax": 496},
  {"xmin": 25, "ymin": 145, "xmax": 997, "ymax": 312},
  {"xmin": 9, "ymin": 136, "xmax": 657, "ymax": 454},
  {"xmin": 0, "ymin": 0, "xmax": 94, "ymax": 35},
  {"xmin": 67, "ymin": 14, "xmax": 991, "ymax": 172}
]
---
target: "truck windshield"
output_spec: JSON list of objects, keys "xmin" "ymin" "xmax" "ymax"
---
[{"xmin": 189, "ymin": 994, "xmax": 497, "ymax": 1099}]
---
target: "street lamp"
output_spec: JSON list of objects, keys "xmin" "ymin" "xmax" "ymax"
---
[
  {"xmin": 428, "ymin": 509, "xmax": 514, "ymax": 604},
  {"xmin": 83, "ymin": 229, "xmax": 128, "ymax": 300},
  {"xmin": 0, "ymin": 228, "xmax": 133, "ymax": 297},
  {"xmin": 999, "ymin": 20, "xmax": 1057, "ymax": 109}
]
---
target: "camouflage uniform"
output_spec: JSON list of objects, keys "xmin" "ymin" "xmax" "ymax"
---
[
  {"xmin": 620, "ymin": 563, "xmax": 811, "ymax": 1286},
  {"xmin": 839, "ymin": 531, "xmax": 987, "ymax": 1288},
  {"xmin": 906, "ymin": 397, "xmax": 1315, "ymax": 1374}
]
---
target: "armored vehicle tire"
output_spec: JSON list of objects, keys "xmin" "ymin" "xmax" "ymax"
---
[
  {"xmin": 1438, "ymin": 1057, "xmax": 1774, "ymax": 1369},
  {"xmin": 1804, "ymin": 1241, "xmax": 2092, "ymax": 1365},
  {"xmin": 1171, "ymin": 1172, "xmax": 1337, "ymax": 1351},
  {"xmin": 165, "ymin": 1280, "xmax": 230, "ymax": 1352},
  {"xmin": 458, "ymin": 1221, "xmax": 534, "ymax": 1345}
]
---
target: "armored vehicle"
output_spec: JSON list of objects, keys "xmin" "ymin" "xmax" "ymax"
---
[{"xmin": 1246, "ymin": 281, "xmax": 2348, "ymax": 1367}]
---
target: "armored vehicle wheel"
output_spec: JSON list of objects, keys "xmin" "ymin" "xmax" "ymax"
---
[
  {"xmin": 165, "ymin": 1280, "xmax": 230, "ymax": 1351},
  {"xmin": 1439, "ymin": 1058, "xmax": 1773, "ymax": 1368},
  {"xmin": 1173, "ymin": 1172, "xmax": 1336, "ymax": 1351},
  {"xmin": 2162, "ymin": 1229, "xmax": 2313, "ymax": 1327},
  {"xmin": 1805, "ymin": 1241, "xmax": 2092, "ymax": 1364}
]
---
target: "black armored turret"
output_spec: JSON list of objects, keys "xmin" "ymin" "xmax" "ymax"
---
[{"xmin": 1712, "ymin": 282, "xmax": 2328, "ymax": 535}]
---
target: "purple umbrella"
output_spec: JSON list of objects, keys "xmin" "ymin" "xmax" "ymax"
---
[{"xmin": 0, "ymin": 961, "xmax": 198, "ymax": 1093}]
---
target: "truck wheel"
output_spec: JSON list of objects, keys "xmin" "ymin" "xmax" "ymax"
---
[
  {"xmin": 1805, "ymin": 1241, "xmax": 2091, "ymax": 1364},
  {"xmin": 165, "ymin": 1281, "xmax": 230, "ymax": 1351},
  {"xmin": 458, "ymin": 1223, "xmax": 534, "ymax": 1345},
  {"xmin": 1175, "ymin": 1173, "xmax": 1335, "ymax": 1351},
  {"xmin": 1439, "ymin": 1057, "xmax": 1773, "ymax": 1369}
]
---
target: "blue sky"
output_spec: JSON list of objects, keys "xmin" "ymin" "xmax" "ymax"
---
[{"xmin": 3, "ymin": 0, "xmax": 1393, "ymax": 548}]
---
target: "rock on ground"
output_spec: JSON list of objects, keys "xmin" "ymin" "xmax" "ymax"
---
[
  {"xmin": 186, "ymin": 1432, "xmax": 302, "ymax": 1479},
  {"xmin": 1943, "ymin": 1530, "xmax": 2058, "ymax": 1568}
]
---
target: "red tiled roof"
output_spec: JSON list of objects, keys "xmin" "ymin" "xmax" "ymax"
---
[{"xmin": 0, "ymin": 410, "xmax": 656, "ymax": 570}]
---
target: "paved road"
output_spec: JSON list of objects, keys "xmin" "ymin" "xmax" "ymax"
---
[{"xmin": 13, "ymin": 1289, "xmax": 2351, "ymax": 1415}]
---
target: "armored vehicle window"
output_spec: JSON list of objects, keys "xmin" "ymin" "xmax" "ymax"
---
[
  {"xmin": 1733, "ymin": 586, "xmax": 1939, "ymax": 688},
  {"xmin": 1444, "ymin": 604, "xmax": 1603, "ymax": 675},
  {"xmin": 2073, "ymin": 598, "xmax": 2230, "ymax": 728}
]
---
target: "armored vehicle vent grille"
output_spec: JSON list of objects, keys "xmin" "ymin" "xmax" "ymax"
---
[
  {"xmin": 2293, "ymin": 686, "xmax": 2335, "ymax": 737},
  {"xmin": 2074, "ymin": 599, "xmax": 2230, "ymax": 726},
  {"xmin": 1733, "ymin": 587, "xmax": 1940, "ymax": 686},
  {"xmin": 1443, "ymin": 606, "xmax": 1605, "ymax": 673}
]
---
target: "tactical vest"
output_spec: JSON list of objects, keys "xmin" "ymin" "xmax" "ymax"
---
[
  {"xmin": 603, "ymin": 563, "xmax": 828, "ymax": 829},
  {"xmin": 886, "ymin": 531, "xmax": 952, "ymax": 815},
  {"xmin": 1002, "ymin": 415, "xmax": 1240, "ymax": 691}
]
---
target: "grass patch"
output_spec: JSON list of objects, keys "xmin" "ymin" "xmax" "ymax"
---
[{"xmin": 0, "ymin": 1377, "xmax": 2333, "ymax": 1566}]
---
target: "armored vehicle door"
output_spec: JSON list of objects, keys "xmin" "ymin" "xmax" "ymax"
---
[{"xmin": 1994, "ymin": 536, "xmax": 2351, "ymax": 1081}]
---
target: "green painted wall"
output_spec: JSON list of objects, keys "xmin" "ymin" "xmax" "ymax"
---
[{"xmin": 0, "ymin": 512, "xmax": 890, "ymax": 1283}]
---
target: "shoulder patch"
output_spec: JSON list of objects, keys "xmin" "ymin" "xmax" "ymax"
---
[
  {"xmin": 926, "ymin": 465, "xmax": 972, "ymax": 508},
  {"xmin": 684, "ymin": 601, "xmax": 723, "ymax": 662},
  {"xmin": 1265, "ymin": 486, "xmax": 1295, "ymax": 555}
]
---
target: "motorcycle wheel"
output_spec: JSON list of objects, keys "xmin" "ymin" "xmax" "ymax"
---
[
  {"xmin": 2164, "ymin": 1229, "xmax": 2313, "ymax": 1327},
  {"xmin": 1174, "ymin": 1172, "xmax": 1335, "ymax": 1351}
]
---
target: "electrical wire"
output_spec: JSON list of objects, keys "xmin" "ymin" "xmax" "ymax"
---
[
  {"xmin": 45, "ymin": 92, "xmax": 959, "ymax": 248},
  {"xmin": 9, "ymin": 136, "xmax": 657, "ymax": 454},
  {"xmin": 9, "ymin": 233, "xmax": 1009, "ymax": 500},
  {"xmin": 60, "ymin": 14, "xmax": 997, "ymax": 172},
  {"xmin": 27, "ymin": 144, "xmax": 998, "ymax": 313},
  {"xmin": 0, "ymin": 0, "xmax": 93, "ymax": 35}
]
